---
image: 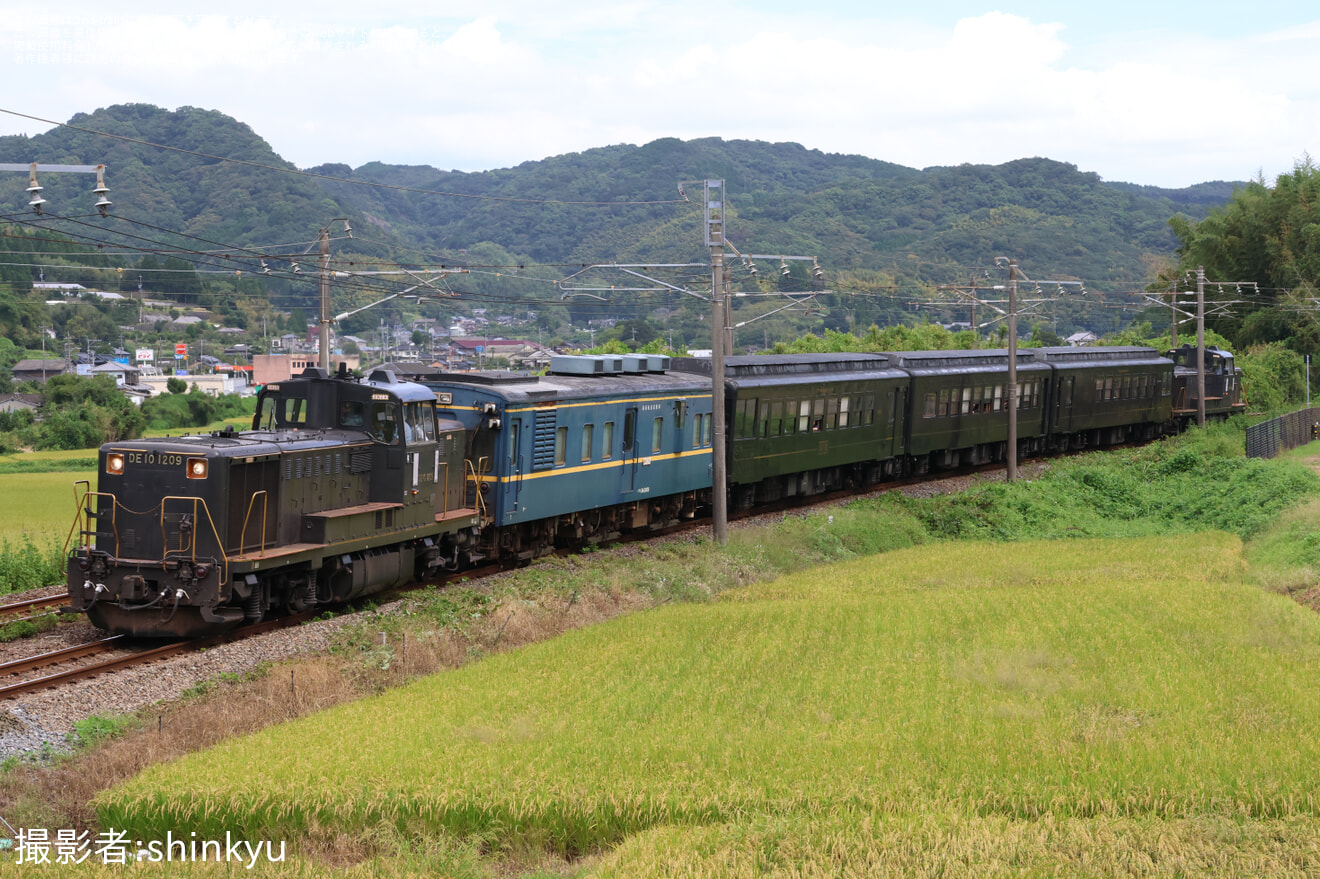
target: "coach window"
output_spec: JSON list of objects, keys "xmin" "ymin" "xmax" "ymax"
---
[
  {"xmin": 702, "ymin": 413, "xmax": 713, "ymax": 446},
  {"xmin": 602, "ymin": 422, "xmax": 614, "ymax": 460},
  {"xmin": 924, "ymin": 393, "xmax": 937, "ymax": 418},
  {"xmin": 369, "ymin": 401, "xmax": 400, "ymax": 444},
  {"xmin": 838, "ymin": 397, "xmax": 850, "ymax": 428},
  {"xmin": 797, "ymin": 401, "xmax": 810, "ymax": 432},
  {"xmin": 735, "ymin": 398, "xmax": 756, "ymax": 438},
  {"xmin": 554, "ymin": 426, "xmax": 567, "ymax": 466},
  {"xmin": 994, "ymin": 385, "xmax": 1004, "ymax": 411},
  {"xmin": 781, "ymin": 400, "xmax": 796, "ymax": 434},
  {"xmin": 581, "ymin": 424, "xmax": 594, "ymax": 463},
  {"xmin": 652, "ymin": 417, "xmax": 664, "ymax": 453},
  {"xmin": 758, "ymin": 400, "xmax": 772, "ymax": 438},
  {"xmin": 811, "ymin": 398, "xmax": 825, "ymax": 431},
  {"xmin": 674, "ymin": 400, "xmax": 686, "ymax": 430},
  {"xmin": 768, "ymin": 401, "xmax": 783, "ymax": 436}
]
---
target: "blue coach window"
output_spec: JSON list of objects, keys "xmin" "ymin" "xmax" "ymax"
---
[
  {"xmin": 582, "ymin": 424, "xmax": 593, "ymax": 462},
  {"xmin": 603, "ymin": 421, "xmax": 614, "ymax": 460}
]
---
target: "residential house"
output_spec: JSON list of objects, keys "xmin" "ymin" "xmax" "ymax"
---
[{"xmin": 11, "ymin": 359, "xmax": 69, "ymax": 384}]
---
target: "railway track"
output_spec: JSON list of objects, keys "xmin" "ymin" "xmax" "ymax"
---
[
  {"xmin": 0, "ymin": 612, "xmax": 316, "ymax": 700},
  {"xmin": 0, "ymin": 593, "xmax": 68, "ymax": 627}
]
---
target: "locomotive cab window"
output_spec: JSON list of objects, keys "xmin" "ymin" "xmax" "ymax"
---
[
  {"xmin": 256, "ymin": 394, "xmax": 308, "ymax": 430},
  {"xmin": 339, "ymin": 400, "xmax": 366, "ymax": 428},
  {"xmin": 369, "ymin": 401, "xmax": 401, "ymax": 444},
  {"xmin": 403, "ymin": 402, "xmax": 436, "ymax": 444}
]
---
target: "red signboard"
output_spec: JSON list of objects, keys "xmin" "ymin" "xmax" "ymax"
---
[{"xmin": 174, "ymin": 342, "xmax": 187, "ymax": 356}]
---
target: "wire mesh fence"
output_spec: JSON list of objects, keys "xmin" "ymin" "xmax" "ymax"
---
[{"xmin": 1245, "ymin": 407, "xmax": 1320, "ymax": 459}]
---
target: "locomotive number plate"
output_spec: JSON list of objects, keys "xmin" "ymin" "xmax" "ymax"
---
[{"xmin": 125, "ymin": 452, "xmax": 186, "ymax": 467}]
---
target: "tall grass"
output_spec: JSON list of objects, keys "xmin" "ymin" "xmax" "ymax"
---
[{"xmin": 0, "ymin": 534, "xmax": 64, "ymax": 594}]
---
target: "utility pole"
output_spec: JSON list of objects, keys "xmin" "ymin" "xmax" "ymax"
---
[
  {"xmin": 558, "ymin": 182, "xmax": 824, "ymax": 545},
  {"xmin": 1005, "ymin": 260, "xmax": 1019, "ymax": 482},
  {"xmin": 708, "ymin": 180, "xmax": 728, "ymax": 545},
  {"xmin": 938, "ymin": 261, "xmax": 1081, "ymax": 484},
  {"xmin": 318, "ymin": 228, "xmax": 332, "ymax": 371},
  {"xmin": 1196, "ymin": 265, "xmax": 1206, "ymax": 428},
  {"xmin": 1169, "ymin": 282, "xmax": 1178, "ymax": 348}
]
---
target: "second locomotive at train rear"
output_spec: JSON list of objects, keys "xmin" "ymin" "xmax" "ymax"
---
[{"xmin": 65, "ymin": 368, "xmax": 479, "ymax": 638}]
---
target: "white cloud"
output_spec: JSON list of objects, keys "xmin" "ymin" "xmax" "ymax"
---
[{"xmin": 0, "ymin": 7, "xmax": 1316, "ymax": 187}]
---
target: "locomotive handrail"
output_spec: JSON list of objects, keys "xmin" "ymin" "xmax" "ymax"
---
[
  {"xmin": 465, "ymin": 456, "xmax": 491, "ymax": 522},
  {"xmin": 438, "ymin": 463, "xmax": 450, "ymax": 517},
  {"xmin": 159, "ymin": 496, "xmax": 229, "ymax": 588},
  {"xmin": 65, "ymin": 483, "xmax": 117, "ymax": 556},
  {"xmin": 238, "ymin": 490, "xmax": 269, "ymax": 558}
]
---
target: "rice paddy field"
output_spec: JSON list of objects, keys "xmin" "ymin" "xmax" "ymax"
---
[
  {"xmin": 78, "ymin": 532, "xmax": 1320, "ymax": 877},
  {"xmin": 0, "ymin": 452, "xmax": 96, "ymax": 591}
]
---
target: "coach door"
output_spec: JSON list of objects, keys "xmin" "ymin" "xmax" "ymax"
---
[
  {"xmin": 508, "ymin": 416, "xmax": 524, "ymax": 512},
  {"xmin": 1056, "ymin": 376, "xmax": 1075, "ymax": 433},
  {"xmin": 623, "ymin": 406, "xmax": 639, "ymax": 491},
  {"xmin": 887, "ymin": 387, "xmax": 908, "ymax": 457}
]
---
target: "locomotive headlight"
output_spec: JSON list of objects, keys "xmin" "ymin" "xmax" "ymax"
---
[
  {"xmin": 186, "ymin": 457, "xmax": 209, "ymax": 479},
  {"xmin": 106, "ymin": 453, "xmax": 125, "ymax": 475}
]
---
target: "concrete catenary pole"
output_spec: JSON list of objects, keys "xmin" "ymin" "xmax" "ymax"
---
[
  {"xmin": 318, "ymin": 228, "xmax": 332, "ymax": 372},
  {"xmin": 708, "ymin": 181, "xmax": 729, "ymax": 545},
  {"xmin": 1196, "ymin": 265, "xmax": 1206, "ymax": 428},
  {"xmin": 1006, "ymin": 259, "xmax": 1019, "ymax": 483}
]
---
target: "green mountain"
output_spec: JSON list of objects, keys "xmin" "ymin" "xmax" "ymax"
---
[{"xmin": 0, "ymin": 104, "xmax": 1242, "ymax": 346}]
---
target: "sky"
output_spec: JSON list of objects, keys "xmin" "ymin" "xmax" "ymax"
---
[{"xmin": 1, "ymin": 1, "xmax": 1317, "ymax": 189}]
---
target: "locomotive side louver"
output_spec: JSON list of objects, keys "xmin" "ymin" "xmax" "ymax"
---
[{"xmin": 350, "ymin": 452, "xmax": 372, "ymax": 473}]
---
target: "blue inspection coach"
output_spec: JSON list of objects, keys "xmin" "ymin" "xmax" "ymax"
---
[{"xmin": 422, "ymin": 354, "xmax": 715, "ymax": 562}]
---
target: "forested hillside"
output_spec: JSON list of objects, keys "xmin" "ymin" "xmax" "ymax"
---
[{"xmin": 0, "ymin": 103, "xmax": 1239, "ymax": 348}]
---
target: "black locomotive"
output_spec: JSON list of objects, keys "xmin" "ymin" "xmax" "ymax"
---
[
  {"xmin": 66, "ymin": 344, "xmax": 1245, "ymax": 639},
  {"xmin": 65, "ymin": 366, "xmax": 479, "ymax": 637}
]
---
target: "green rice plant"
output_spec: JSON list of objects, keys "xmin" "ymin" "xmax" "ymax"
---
[
  {"xmin": 0, "ymin": 471, "xmax": 93, "ymax": 546},
  {"xmin": 97, "ymin": 534, "xmax": 1320, "ymax": 867}
]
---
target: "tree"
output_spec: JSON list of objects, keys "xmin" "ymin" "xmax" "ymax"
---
[
  {"xmin": 1170, "ymin": 157, "xmax": 1320, "ymax": 350},
  {"xmin": 167, "ymin": 377, "xmax": 188, "ymax": 394}
]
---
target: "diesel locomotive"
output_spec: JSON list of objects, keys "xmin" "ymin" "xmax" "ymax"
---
[
  {"xmin": 65, "ymin": 366, "xmax": 479, "ymax": 637},
  {"xmin": 66, "ymin": 344, "xmax": 1244, "ymax": 638}
]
